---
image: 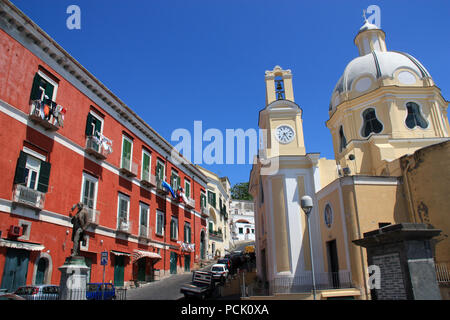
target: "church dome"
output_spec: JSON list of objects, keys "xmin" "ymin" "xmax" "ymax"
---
[{"xmin": 329, "ymin": 21, "xmax": 432, "ymax": 112}]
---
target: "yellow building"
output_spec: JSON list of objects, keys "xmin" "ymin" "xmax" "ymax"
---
[
  {"xmin": 250, "ymin": 19, "xmax": 450, "ymax": 299},
  {"xmin": 196, "ymin": 166, "xmax": 231, "ymax": 259}
]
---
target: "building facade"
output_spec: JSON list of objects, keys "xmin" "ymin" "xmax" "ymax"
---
[
  {"xmin": 0, "ymin": 1, "xmax": 210, "ymax": 292},
  {"xmin": 250, "ymin": 18, "xmax": 450, "ymax": 299},
  {"xmin": 196, "ymin": 166, "xmax": 231, "ymax": 259},
  {"xmin": 230, "ymin": 200, "xmax": 255, "ymax": 243}
]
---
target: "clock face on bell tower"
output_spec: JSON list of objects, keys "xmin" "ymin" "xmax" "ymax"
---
[{"xmin": 275, "ymin": 125, "xmax": 295, "ymax": 144}]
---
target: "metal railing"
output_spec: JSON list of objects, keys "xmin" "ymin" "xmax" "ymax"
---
[
  {"xmin": 29, "ymin": 99, "xmax": 63, "ymax": 131},
  {"xmin": 139, "ymin": 225, "xmax": 150, "ymax": 238},
  {"xmin": 17, "ymin": 288, "xmax": 127, "ymax": 300},
  {"xmin": 12, "ymin": 184, "xmax": 45, "ymax": 210},
  {"xmin": 271, "ymin": 271, "xmax": 353, "ymax": 294},
  {"xmin": 85, "ymin": 135, "xmax": 111, "ymax": 160},
  {"xmin": 201, "ymin": 205, "xmax": 209, "ymax": 217},
  {"xmin": 184, "ymin": 197, "xmax": 195, "ymax": 209},
  {"xmin": 141, "ymin": 171, "xmax": 156, "ymax": 187},
  {"xmin": 435, "ymin": 262, "xmax": 450, "ymax": 284},
  {"xmin": 117, "ymin": 219, "xmax": 132, "ymax": 234},
  {"xmin": 85, "ymin": 207, "xmax": 100, "ymax": 226},
  {"xmin": 120, "ymin": 158, "xmax": 138, "ymax": 176}
]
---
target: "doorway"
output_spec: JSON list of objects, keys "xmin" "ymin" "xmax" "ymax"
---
[
  {"xmin": 35, "ymin": 257, "xmax": 48, "ymax": 285},
  {"xmin": 1, "ymin": 249, "xmax": 30, "ymax": 293},
  {"xmin": 170, "ymin": 252, "xmax": 177, "ymax": 274},
  {"xmin": 184, "ymin": 255, "xmax": 191, "ymax": 272},
  {"xmin": 114, "ymin": 255, "xmax": 125, "ymax": 287},
  {"xmin": 326, "ymin": 240, "xmax": 340, "ymax": 288},
  {"xmin": 137, "ymin": 259, "xmax": 146, "ymax": 282}
]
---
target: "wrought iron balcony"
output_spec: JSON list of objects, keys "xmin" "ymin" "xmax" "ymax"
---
[
  {"xmin": 138, "ymin": 225, "xmax": 151, "ymax": 241},
  {"xmin": 435, "ymin": 262, "xmax": 450, "ymax": 285},
  {"xmin": 85, "ymin": 135, "xmax": 112, "ymax": 160},
  {"xmin": 184, "ymin": 197, "xmax": 195, "ymax": 210},
  {"xmin": 119, "ymin": 158, "xmax": 138, "ymax": 177},
  {"xmin": 85, "ymin": 207, "xmax": 100, "ymax": 226},
  {"xmin": 200, "ymin": 205, "xmax": 209, "ymax": 218},
  {"xmin": 141, "ymin": 172, "xmax": 156, "ymax": 188},
  {"xmin": 28, "ymin": 99, "xmax": 64, "ymax": 131},
  {"xmin": 209, "ymin": 229, "xmax": 223, "ymax": 241},
  {"xmin": 116, "ymin": 219, "xmax": 132, "ymax": 235},
  {"xmin": 156, "ymin": 177, "xmax": 169, "ymax": 196},
  {"xmin": 12, "ymin": 184, "xmax": 45, "ymax": 211}
]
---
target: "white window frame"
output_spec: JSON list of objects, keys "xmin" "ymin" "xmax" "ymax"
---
[
  {"xmin": 37, "ymin": 70, "xmax": 59, "ymax": 101},
  {"xmin": 170, "ymin": 216, "xmax": 178, "ymax": 240},
  {"xmin": 156, "ymin": 159, "xmax": 165, "ymax": 181},
  {"xmin": 139, "ymin": 202, "xmax": 150, "ymax": 237},
  {"xmin": 88, "ymin": 110, "xmax": 104, "ymax": 136},
  {"xmin": 184, "ymin": 179, "xmax": 191, "ymax": 199},
  {"xmin": 80, "ymin": 172, "xmax": 98, "ymax": 211},
  {"xmin": 156, "ymin": 210, "xmax": 165, "ymax": 236},
  {"xmin": 120, "ymin": 135, "xmax": 133, "ymax": 170},
  {"xmin": 141, "ymin": 149, "xmax": 152, "ymax": 181},
  {"xmin": 24, "ymin": 155, "xmax": 41, "ymax": 190},
  {"xmin": 117, "ymin": 193, "xmax": 130, "ymax": 229}
]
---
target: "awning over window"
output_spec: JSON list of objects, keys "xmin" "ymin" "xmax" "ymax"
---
[
  {"xmin": 132, "ymin": 249, "xmax": 161, "ymax": 263},
  {"xmin": 0, "ymin": 239, "xmax": 44, "ymax": 251},
  {"xmin": 110, "ymin": 250, "xmax": 131, "ymax": 257}
]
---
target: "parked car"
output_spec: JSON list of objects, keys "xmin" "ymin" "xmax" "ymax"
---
[
  {"xmin": 0, "ymin": 292, "xmax": 26, "ymax": 300},
  {"xmin": 180, "ymin": 271, "xmax": 217, "ymax": 300},
  {"xmin": 211, "ymin": 264, "xmax": 229, "ymax": 283},
  {"xmin": 86, "ymin": 283, "xmax": 115, "ymax": 300},
  {"xmin": 217, "ymin": 258, "xmax": 231, "ymax": 270},
  {"xmin": 14, "ymin": 285, "xmax": 59, "ymax": 300}
]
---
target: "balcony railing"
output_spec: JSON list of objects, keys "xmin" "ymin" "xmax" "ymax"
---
[
  {"xmin": 29, "ymin": 99, "xmax": 65, "ymax": 131},
  {"xmin": 12, "ymin": 184, "xmax": 45, "ymax": 211},
  {"xmin": 184, "ymin": 197, "xmax": 195, "ymax": 209},
  {"xmin": 209, "ymin": 229, "xmax": 223, "ymax": 241},
  {"xmin": 156, "ymin": 178, "xmax": 169, "ymax": 196},
  {"xmin": 435, "ymin": 262, "xmax": 450, "ymax": 284},
  {"xmin": 119, "ymin": 158, "xmax": 138, "ymax": 177},
  {"xmin": 85, "ymin": 207, "xmax": 100, "ymax": 226},
  {"xmin": 138, "ymin": 225, "xmax": 150, "ymax": 240},
  {"xmin": 201, "ymin": 205, "xmax": 209, "ymax": 217},
  {"xmin": 85, "ymin": 135, "xmax": 112, "ymax": 160},
  {"xmin": 116, "ymin": 219, "xmax": 132, "ymax": 235},
  {"xmin": 141, "ymin": 172, "xmax": 156, "ymax": 188},
  {"xmin": 271, "ymin": 271, "xmax": 354, "ymax": 294}
]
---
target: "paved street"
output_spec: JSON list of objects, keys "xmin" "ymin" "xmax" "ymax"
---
[{"xmin": 126, "ymin": 271, "xmax": 193, "ymax": 300}]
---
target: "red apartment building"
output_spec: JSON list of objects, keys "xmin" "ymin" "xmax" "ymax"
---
[{"xmin": 0, "ymin": 1, "xmax": 210, "ymax": 292}]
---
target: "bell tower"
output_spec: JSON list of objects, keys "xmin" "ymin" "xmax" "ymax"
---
[{"xmin": 259, "ymin": 66, "xmax": 306, "ymax": 158}]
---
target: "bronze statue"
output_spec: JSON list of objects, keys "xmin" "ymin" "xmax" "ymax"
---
[{"xmin": 69, "ymin": 202, "xmax": 89, "ymax": 257}]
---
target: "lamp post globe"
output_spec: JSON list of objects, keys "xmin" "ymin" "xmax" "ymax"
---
[{"xmin": 300, "ymin": 195, "xmax": 313, "ymax": 216}]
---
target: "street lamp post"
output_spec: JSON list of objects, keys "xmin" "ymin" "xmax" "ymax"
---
[{"xmin": 300, "ymin": 195, "xmax": 317, "ymax": 300}]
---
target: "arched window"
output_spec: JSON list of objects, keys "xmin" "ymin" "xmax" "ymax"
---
[
  {"xmin": 274, "ymin": 76, "xmax": 285, "ymax": 100},
  {"xmin": 405, "ymin": 102, "xmax": 428, "ymax": 129},
  {"xmin": 361, "ymin": 108, "xmax": 383, "ymax": 137},
  {"xmin": 339, "ymin": 126, "xmax": 347, "ymax": 152}
]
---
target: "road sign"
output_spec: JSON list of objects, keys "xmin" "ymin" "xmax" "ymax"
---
[{"xmin": 101, "ymin": 251, "xmax": 108, "ymax": 266}]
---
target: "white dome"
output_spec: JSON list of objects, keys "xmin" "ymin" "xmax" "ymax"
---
[{"xmin": 330, "ymin": 50, "xmax": 431, "ymax": 111}]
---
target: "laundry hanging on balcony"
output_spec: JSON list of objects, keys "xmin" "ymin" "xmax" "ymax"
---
[{"xmin": 91, "ymin": 131, "xmax": 113, "ymax": 155}]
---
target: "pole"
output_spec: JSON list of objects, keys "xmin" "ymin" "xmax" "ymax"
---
[
  {"xmin": 307, "ymin": 215, "xmax": 317, "ymax": 300},
  {"xmin": 102, "ymin": 264, "xmax": 105, "ymax": 300}
]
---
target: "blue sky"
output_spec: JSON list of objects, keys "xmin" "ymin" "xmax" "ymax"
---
[{"xmin": 11, "ymin": 0, "xmax": 450, "ymax": 186}]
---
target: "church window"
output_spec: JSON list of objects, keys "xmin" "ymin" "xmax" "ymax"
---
[
  {"xmin": 405, "ymin": 102, "xmax": 428, "ymax": 129},
  {"xmin": 339, "ymin": 126, "xmax": 347, "ymax": 152},
  {"xmin": 361, "ymin": 108, "xmax": 383, "ymax": 137}
]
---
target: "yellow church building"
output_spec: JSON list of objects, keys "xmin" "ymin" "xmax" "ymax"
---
[{"xmin": 249, "ymin": 18, "xmax": 450, "ymax": 300}]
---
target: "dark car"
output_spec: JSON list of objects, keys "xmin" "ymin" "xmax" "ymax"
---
[
  {"xmin": 14, "ymin": 285, "xmax": 59, "ymax": 300},
  {"xmin": 86, "ymin": 283, "xmax": 115, "ymax": 300},
  {"xmin": 217, "ymin": 258, "xmax": 231, "ymax": 270}
]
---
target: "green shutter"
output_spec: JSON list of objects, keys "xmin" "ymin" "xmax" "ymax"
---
[
  {"xmin": 30, "ymin": 74, "xmax": 42, "ymax": 101},
  {"xmin": 37, "ymin": 161, "xmax": 51, "ymax": 193},
  {"xmin": 85, "ymin": 113, "xmax": 94, "ymax": 136},
  {"xmin": 13, "ymin": 151, "xmax": 28, "ymax": 185},
  {"xmin": 185, "ymin": 182, "xmax": 190, "ymax": 198},
  {"xmin": 94, "ymin": 118, "xmax": 101, "ymax": 135},
  {"xmin": 177, "ymin": 176, "xmax": 181, "ymax": 190},
  {"xmin": 44, "ymin": 81, "xmax": 54, "ymax": 102}
]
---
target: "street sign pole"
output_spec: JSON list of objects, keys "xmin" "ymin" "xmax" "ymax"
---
[{"xmin": 101, "ymin": 251, "xmax": 108, "ymax": 300}]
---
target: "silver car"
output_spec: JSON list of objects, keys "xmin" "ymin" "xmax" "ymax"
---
[{"xmin": 14, "ymin": 285, "xmax": 60, "ymax": 300}]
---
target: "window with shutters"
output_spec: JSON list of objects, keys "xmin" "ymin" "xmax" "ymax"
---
[
  {"xmin": 30, "ymin": 71, "xmax": 58, "ymax": 103},
  {"xmin": 156, "ymin": 159, "xmax": 165, "ymax": 183},
  {"xmin": 81, "ymin": 173, "xmax": 98, "ymax": 210},
  {"xmin": 139, "ymin": 202, "xmax": 149, "ymax": 238},
  {"xmin": 117, "ymin": 193, "xmax": 130, "ymax": 231},
  {"xmin": 184, "ymin": 222, "xmax": 191, "ymax": 243},
  {"xmin": 121, "ymin": 136, "xmax": 133, "ymax": 171},
  {"xmin": 184, "ymin": 179, "xmax": 191, "ymax": 199},
  {"xmin": 14, "ymin": 151, "xmax": 51, "ymax": 193},
  {"xmin": 170, "ymin": 217, "xmax": 178, "ymax": 240},
  {"xmin": 141, "ymin": 149, "xmax": 151, "ymax": 182},
  {"xmin": 156, "ymin": 210, "xmax": 164, "ymax": 236},
  {"xmin": 170, "ymin": 170, "xmax": 180, "ymax": 191},
  {"xmin": 207, "ymin": 191, "xmax": 216, "ymax": 208}
]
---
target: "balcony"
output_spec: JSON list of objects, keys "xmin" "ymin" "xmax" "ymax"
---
[
  {"xmin": 184, "ymin": 197, "xmax": 195, "ymax": 210},
  {"xmin": 28, "ymin": 99, "xmax": 64, "ymax": 131},
  {"xmin": 85, "ymin": 207, "xmax": 100, "ymax": 227},
  {"xmin": 116, "ymin": 219, "xmax": 132, "ymax": 235},
  {"xmin": 201, "ymin": 205, "xmax": 209, "ymax": 218},
  {"xmin": 209, "ymin": 229, "xmax": 223, "ymax": 241},
  {"xmin": 138, "ymin": 225, "xmax": 151, "ymax": 241},
  {"xmin": 141, "ymin": 172, "xmax": 156, "ymax": 189},
  {"xmin": 85, "ymin": 135, "xmax": 112, "ymax": 160},
  {"xmin": 156, "ymin": 178, "xmax": 169, "ymax": 196},
  {"xmin": 12, "ymin": 184, "xmax": 45, "ymax": 211},
  {"xmin": 119, "ymin": 158, "xmax": 138, "ymax": 178}
]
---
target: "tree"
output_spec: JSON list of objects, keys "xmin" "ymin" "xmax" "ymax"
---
[{"xmin": 231, "ymin": 182, "xmax": 253, "ymax": 200}]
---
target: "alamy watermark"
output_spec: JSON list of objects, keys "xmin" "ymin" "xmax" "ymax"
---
[{"xmin": 66, "ymin": 5, "xmax": 81, "ymax": 30}]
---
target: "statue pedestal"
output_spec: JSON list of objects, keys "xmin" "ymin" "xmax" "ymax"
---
[{"xmin": 58, "ymin": 256, "xmax": 90, "ymax": 300}]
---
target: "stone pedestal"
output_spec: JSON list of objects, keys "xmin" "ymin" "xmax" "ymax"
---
[
  {"xmin": 58, "ymin": 256, "xmax": 90, "ymax": 300},
  {"xmin": 353, "ymin": 223, "xmax": 442, "ymax": 300}
]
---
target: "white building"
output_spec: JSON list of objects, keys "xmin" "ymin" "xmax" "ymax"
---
[{"xmin": 230, "ymin": 200, "xmax": 255, "ymax": 243}]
